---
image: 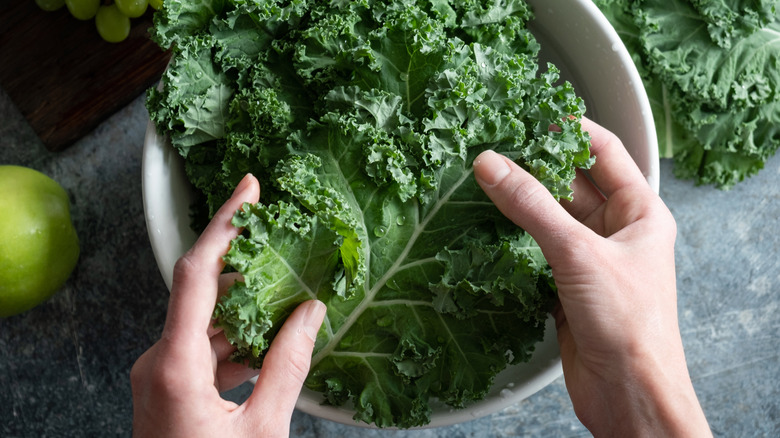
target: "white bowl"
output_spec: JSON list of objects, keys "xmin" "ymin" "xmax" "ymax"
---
[{"xmin": 142, "ymin": 0, "xmax": 657, "ymax": 429}]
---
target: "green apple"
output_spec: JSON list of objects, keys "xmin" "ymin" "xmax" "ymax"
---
[
  {"xmin": 35, "ymin": 0, "xmax": 66, "ymax": 12},
  {"xmin": 0, "ymin": 166, "xmax": 80, "ymax": 317}
]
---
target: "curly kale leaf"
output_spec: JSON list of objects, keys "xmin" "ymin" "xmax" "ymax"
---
[{"xmin": 594, "ymin": 0, "xmax": 780, "ymax": 188}]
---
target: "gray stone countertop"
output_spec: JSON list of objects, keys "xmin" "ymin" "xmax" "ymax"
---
[{"xmin": 0, "ymin": 88, "xmax": 778, "ymax": 437}]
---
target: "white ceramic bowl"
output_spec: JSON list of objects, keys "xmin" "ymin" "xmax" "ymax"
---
[{"xmin": 142, "ymin": 0, "xmax": 657, "ymax": 429}]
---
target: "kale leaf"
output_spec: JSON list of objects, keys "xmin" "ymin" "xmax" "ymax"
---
[{"xmin": 594, "ymin": 0, "xmax": 780, "ymax": 188}]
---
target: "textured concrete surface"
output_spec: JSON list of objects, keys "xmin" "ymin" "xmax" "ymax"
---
[{"xmin": 1, "ymin": 88, "xmax": 778, "ymax": 437}]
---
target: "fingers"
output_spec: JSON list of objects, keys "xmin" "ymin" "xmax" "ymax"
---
[
  {"xmin": 209, "ymin": 327, "xmax": 261, "ymax": 391},
  {"xmin": 244, "ymin": 300, "xmax": 326, "ymax": 419},
  {"xmin": 206, "ymin": 272, "xmax": 245, "ymax": 338},
  {"xmin": 473, "ymin": 150, "xmax": 588, "ymax": 254},
  {"xmin": 215, "ymin": 359, "xmax": 261, "ymax": 393},
  {"xmin": 211, "ymin": 331, "xmax": 236, "ymax": 362},
  {"xmin": 507, "ymin": 118, "xmax": 651, "ymax": 236},
  {"xmin": 164, "ymin": 174, "xmax": 261, "ymax": 338},
  {"xmin": 210, "ymin": 318, "xmax": 260, "ymax": 392},
  {"xmin": 579, "ymin": 117, "xmax": 648, "ymax": 197},
  {"xmin": 560, "ymin": 168, "xmax": 606, "ymax": 223}
]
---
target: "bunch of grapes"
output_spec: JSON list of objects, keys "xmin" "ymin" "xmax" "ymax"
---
[{"xmin": 35, "ymin": 0, "xmax": 162, "ymax": 43}]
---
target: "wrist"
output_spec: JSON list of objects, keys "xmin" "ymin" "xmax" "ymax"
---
[{"xmin": 582, "ymin": 346, "xmax": 711, "ymax": 438}]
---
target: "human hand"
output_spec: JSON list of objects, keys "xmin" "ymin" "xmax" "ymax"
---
[
  {"xmin": 131, "ymin": 174, "xmax": 327, "ymax": 438},
  {"xmin": 473, "ymin": 119, "xmax": 710, "ymax": 437}
]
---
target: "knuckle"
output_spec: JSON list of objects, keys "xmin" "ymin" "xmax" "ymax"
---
[
  {"xmin": 135, "ymin": 343, "xmax": 190, "ymax": 385},
  {"xmin": 129, "ymin": 355, "xmax": 149, "ymax": 389},
  {"xmin": 172, "ymin": 251, "xmax": 199, "ymax": 281},
  {"xmin": 129, "ymin": 346, "xmax": 185, "ymax": 401}
]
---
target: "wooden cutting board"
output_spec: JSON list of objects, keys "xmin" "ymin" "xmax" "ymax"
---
[{"xmin": 0, "ymin": 1, "xmax": 171, "ymax": 152}]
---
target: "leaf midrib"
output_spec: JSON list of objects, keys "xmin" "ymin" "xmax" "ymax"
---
[{"xmin": 311, "ymin": 166, "xmax": 474, "ymax": 366}]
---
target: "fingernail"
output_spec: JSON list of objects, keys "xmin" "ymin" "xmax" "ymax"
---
[
  {"xmin": 231, "ymin": 173, "xmax": 254, "ymax": 198},
  {"xmin": 473, "ymin": 151, "xmax": 511, "ymax": 186},
  {"xmin": 300, "ymin": 300, "xmax": 326, "ymax": 342}
]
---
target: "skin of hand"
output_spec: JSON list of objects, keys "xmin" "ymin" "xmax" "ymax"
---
[
  {"xmin": 130, "ymin": 173, "xmax": 327, "ymax": 438},
  {"xmin": 473, "ymin": 118, "xmax": 711, "ymax": 437}
]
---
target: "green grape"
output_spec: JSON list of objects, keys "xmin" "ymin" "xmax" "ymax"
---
[
  {"xmin": 148, "ymin": 0, "xmax": 162, "ymax": 10},
  {"xmin": 65, "ymin": 0, "xmax": 100, "ymax": 20},
  {"xmin": 115, "ymin": 0, "xmax": 148, "ymax": 18},
  {"xmin": 95, "ymin": 4, "xmax": 131, "ymax": 43},
  {"xmin": 35, "ymin": 0, "xmax": 65, "ymax": 12}
]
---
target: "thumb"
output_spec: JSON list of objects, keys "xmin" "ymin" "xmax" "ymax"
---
[
  {"xmin": 244, "ymin": 300, "xmax": 326, "ymax": 418},
  {"xmin": 473, "ymin": 150, "xmax": 586, "ymax": 257}
]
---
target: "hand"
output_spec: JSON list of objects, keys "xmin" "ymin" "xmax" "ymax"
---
[
  {"xmin": 131, "ymin": 174, "xmax": 327, "ymax": 438},
  {"xmin": 473, "ymin": 118, "xmax": 710, "ymax": 437}
]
